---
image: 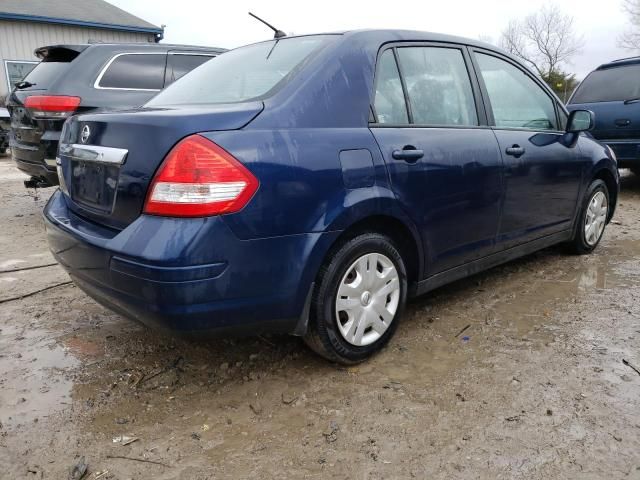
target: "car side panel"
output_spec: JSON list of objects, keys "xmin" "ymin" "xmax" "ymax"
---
[
  {"xmin": 202, "ymin": 128, "xmax": 397, "ymax": 238},
  {"xmin": 371, "ymin": 127, "xmax": 504, "ymax": 276},
  {"xmin": 569, "ymin": 101, "xmax": 640, "ymax": 168}
]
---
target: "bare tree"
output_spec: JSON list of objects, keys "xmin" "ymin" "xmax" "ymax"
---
[
  {"xmin": 620, "ymin": 0, "xmax": 640, "ymax": 51},
  {"xmin": 500, "ymin": 4, "xmax": 583, "ymax": 78}
]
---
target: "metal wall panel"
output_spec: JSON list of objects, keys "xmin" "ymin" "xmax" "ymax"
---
[{"xmin": 0, "ymin": 19, "xmax": 155, "ymax": 96}]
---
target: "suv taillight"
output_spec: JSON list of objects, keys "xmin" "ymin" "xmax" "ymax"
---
[
  {"xmin": 24, "ymin": 95, "xmax": 81, "ymax": 119},
  {"xmin": 143, "ymin": 135, "xmax": 259, "ymax": 217}
]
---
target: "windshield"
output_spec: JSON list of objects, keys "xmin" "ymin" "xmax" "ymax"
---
[
  {"xmin": 147, "ymin": 35, "xmax": 336, "ymax": 107},
  {"xmin": 571, "ymin": 64, "xmax": 640, "ymax": 104}
]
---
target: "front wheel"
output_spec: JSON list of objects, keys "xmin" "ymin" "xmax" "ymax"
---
[
  {"xmin": 304, "ymin": 233, "xmax": 408, "ymax": 364},
  {"xmin": 569, "ymin": 179, "xmax": 610, "ymax": 254}
]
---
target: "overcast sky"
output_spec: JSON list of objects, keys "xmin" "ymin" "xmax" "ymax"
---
[{"xmin": 110, "ymin": 0, "xmax": 634, "ymax": 78}]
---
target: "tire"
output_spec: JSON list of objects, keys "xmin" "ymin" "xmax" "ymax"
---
[
  {"xmin": 304, "ymin": 233, "xmax": 408, "ymax": 364},
  {"xmin": 569, "ymin": 179, "xmax": 610, "ymax": 254}
]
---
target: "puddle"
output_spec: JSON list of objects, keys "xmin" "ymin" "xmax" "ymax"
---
[{"xmin": 0, "ymin": 322, "xmax": 78, "ymax": 427}]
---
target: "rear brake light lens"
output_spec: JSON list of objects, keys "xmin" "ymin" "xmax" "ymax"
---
[
  {"xmin": 24, "ymin": 95, "xmax": 81, "ymax": 118},
  {"xmin": 144, "ymin": 135, "xmax": 259, "ymax": 217}
]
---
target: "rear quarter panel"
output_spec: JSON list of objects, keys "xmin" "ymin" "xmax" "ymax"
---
[{"xmin": 203, "ymin": 128, "xmax": 400, "ymax": 239}]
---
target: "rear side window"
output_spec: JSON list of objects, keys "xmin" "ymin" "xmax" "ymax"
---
[
  {"xmin": 475, "ymin": 53, "xmax": 558, "ymax": 131},
  {"xmin": 397, "ymin": 47, "xmax": 478, "ymax": 126},
  {"xmin": 97, "ymin": 53, "xmax": 166, "ymax": 90},
  {"xmin": 165, "ymin": 54, "xmax": 214, "ymax": 86},
  {"xmin": 147, "ymin": 35, "xmax": 334, "ymax": 106},
  {"xmin": 374, "ymin": 50, "xmax": 409, "ymax": 124},
  {"xmin": 571, "ymin": 64, "xmax": 640, "ymax": 104}
]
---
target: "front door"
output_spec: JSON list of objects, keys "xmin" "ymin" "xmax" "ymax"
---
[
  {"xmin": 472, "ymin": 51, "xmax": 584, "ymax": 248},
  {"xmin": 370, "ymin": 45, "xmax": 504, "ymax": 276}
]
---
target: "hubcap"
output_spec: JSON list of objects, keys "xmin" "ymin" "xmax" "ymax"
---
[
  {"xmin": 584, "ymin": 190, "xmax": 608, "ymax": 247},
  {"xmin": 335, "ymin": 253, "xmax": 400, "ymax": 347}
]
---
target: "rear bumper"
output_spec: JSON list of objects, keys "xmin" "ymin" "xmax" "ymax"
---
[
  {"xmin": 10, "ymin": 132, "xmax": 60, "ymax": 185},
  {"xmin": 13, "ymin": 155, "xmax": 59, "ymax": 185},
  {"xmin": 43, "ymin": 190, "xmax": 336, "ymax": 336}
]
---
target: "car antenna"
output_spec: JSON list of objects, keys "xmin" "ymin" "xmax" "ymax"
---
[{"xmin": 248, "ymin": 12, "xmax": 286, "ymax": 39}]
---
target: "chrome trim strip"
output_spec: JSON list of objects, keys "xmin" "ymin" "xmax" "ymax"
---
[{"xmin": 59, "ymin": 143, "xmax": 128, "ymax": 165}]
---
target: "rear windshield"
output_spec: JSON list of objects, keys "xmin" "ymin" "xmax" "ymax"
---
[
  {"xmin": 20, "ymin": 49, "xmax": 81, "ymax": 90},
  {"xmin": 146, "ymin": 35, "xmax": 335, "ymax": 106},
  {"xmin": 571, "ymin": 64, "xmax": 640, "ymax": 104}
]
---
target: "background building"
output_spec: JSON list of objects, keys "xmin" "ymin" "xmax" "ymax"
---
[{"xmin": 0, "ymin": 0, "xmax": 163, "ymax": 98}]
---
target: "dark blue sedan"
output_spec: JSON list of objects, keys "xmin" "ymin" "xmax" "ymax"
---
[{"xmin": 44, "ymin": 30, "xmax": 618, "ymax": 364}]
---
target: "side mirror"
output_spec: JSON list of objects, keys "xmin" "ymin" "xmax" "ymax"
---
[{"xmin": 567, "ymin": 109, "xmax": 595, "ymax": 133}]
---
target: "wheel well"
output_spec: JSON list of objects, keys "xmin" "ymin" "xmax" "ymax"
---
[
  {"xmin": 327, "ymin": 216, "xmax": 421, "ymax": 284},
  {"xmin": 593, "ymin": 168, "xmax": 617, "ymax": 219}
]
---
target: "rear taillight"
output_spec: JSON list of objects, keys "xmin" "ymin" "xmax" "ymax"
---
[
  {"xmin": 143, "ymin": 135, "xmax": 259, "ymax": 217},
  {"xmin": 24, "ymin": 95, "xmax": 81, "ymax": 119}
]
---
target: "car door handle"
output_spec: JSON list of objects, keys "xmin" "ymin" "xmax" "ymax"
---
[
  {"xmin": 505, "ymin": 145, "xmax": 525, "ymax": 158},
  {"xmin": 392, "ymin": 147, "xmax": 424, "ymax": 162}
]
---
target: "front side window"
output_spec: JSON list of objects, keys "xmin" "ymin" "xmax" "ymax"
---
[
  {"xmin": 147, "ymin": 35, "xmax": 334, "ymax": 106},
  {"xmin": 373, "ymin": 49, "xmax": 409, "ymax": 124},
  {"xmin": 98, "ymin": 53, "xmax": 166, "ymax": 90},
  {"xmin": 475, "ymin": 53, "xmax": 558, "ymax": 131},
  {"xmin": 397, "ymin": 47, "xmax": 478, "ymax": 126}
]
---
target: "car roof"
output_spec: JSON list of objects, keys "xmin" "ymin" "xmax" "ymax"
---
[
  {"xmin": 35, "ymin": 42, "xmax": 227, "ymax": 57},
  {"xmin": 596, "ymin": 56, "xmax": 640, "ymax": 70},
  {"xmin": 237, "ymin": 29, "xmax": 514, "ymax": 64},
  {"xmin": 341, "ymin": 29, "xmax": 497, "ymax": 49}
]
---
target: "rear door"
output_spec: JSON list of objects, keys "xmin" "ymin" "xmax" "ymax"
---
[
  {"xmin": 471, "ymin": 50, "xmax": 584, "ymax": 249},
  {"xmin": 370, "ymin": 43, "xmax": 504, "ymax": 276}
]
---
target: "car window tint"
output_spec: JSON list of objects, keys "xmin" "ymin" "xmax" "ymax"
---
[
  {"xmin": 396, "ymin": 47, "xmax": 478, "ymax": 126},
  {"xmin": 476, "ymin": 53, "xmax": 557, "ymax": 131},
  {"xmin": 373, "ymin": 49, "xmax": 409, "ymax": 124},
  {"xmin": 165, "ymin": 54, "xmax": 213, "ymax": 86},
  {"xmin": 570, "ymin": 64, "xmax": 640, "ymax": 104},
  {"xmin": 99, "ymin": 54, "xmax": 166, "ymax": 90}
]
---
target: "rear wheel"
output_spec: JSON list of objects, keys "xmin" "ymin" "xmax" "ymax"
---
[
  {"xmin": 569, "ymin": 179, "xmax": 610, "ymax": 254},
  {"xmin": 304, "ymin": 233, "xmax": 407, "ymax": 364}
]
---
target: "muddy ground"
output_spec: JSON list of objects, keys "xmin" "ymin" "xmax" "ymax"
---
[{"xmin": 0, "ymin": 154, "xmax": 639, "ymax": 480}]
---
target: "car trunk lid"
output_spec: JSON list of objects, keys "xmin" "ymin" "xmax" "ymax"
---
[{"xmin": 57, "ymin": 103, "xmax": 263, "ymax": 230}]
